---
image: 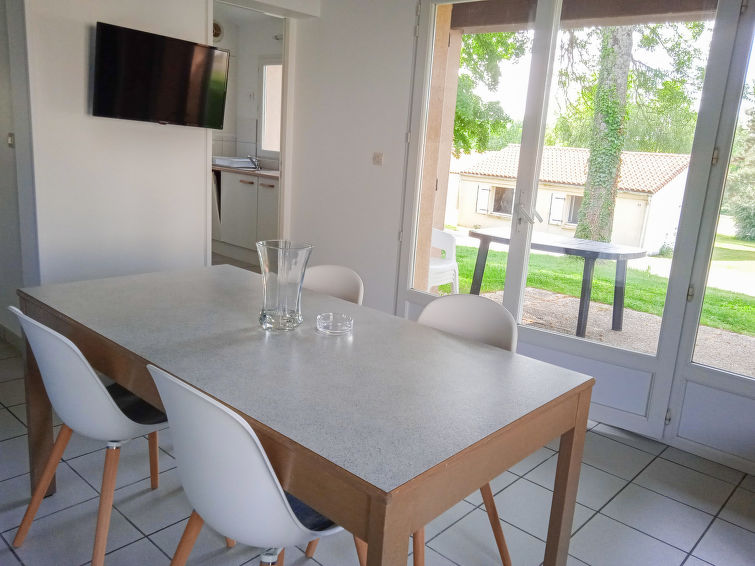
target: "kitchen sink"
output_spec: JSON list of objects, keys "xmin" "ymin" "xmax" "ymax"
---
[{"xmin": 212, "ymin": 156, "xmax": 257, "ymax": 168}]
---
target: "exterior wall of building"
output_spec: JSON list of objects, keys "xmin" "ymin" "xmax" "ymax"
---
[
  {"xmin": 642, "ymin": 172, "xmax": 688, "ymax": 254},
  {"xmin": 457, "ymin": 175, "xmax": 651, "ymax": 246}
]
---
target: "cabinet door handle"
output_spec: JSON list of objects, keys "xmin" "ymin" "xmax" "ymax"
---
[
  {"xmin": 260, "ymin": 183, "xmax": 276, "ymax": 188},
  {"xmin": 239, "ymin": 179, "xmax": 256, "ymax": 185}
]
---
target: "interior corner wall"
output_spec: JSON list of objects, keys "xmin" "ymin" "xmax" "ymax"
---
[
  {"xmin": 0, "ymin": 0, "xmax": 22, "ymax": 334},
  {"xmin": 22, "ymin": 0, "xmax": 212, "ymax": 285},
  {"xmin": 287, "ymin": 0, "xmax": 417, "ymax": 312}
]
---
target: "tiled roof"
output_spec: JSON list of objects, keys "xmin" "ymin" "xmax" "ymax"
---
[{"xmin": 458, "ymin": 145, "xmax": 690, "ymax": 194}]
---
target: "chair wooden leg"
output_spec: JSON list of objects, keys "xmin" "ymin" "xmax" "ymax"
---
[
  {"xmin": 92, "ymin": 445, "xmax": 121, "ymax": 566},
  {"xmin": 13, "ymin": 424, "xmax": 73, "ymax": 548},
  {"xmin": 480, "ymin": 483, "xmax": 512, "ymax": 566},
  {"xmin": 275, "ymin": 547, "xmax": 285, "ymax": 566},
  {"xmin": 148, "ymin": 431, "xmax": 159, "ymax": 490},
  {"xmin": 412, "ymin": 527, "xmax": 425, "ymax": 566},
  {"xmin": 171, "ymin": 510, "xmax": 204, "ymax": 566},
  {"xmin": 353, "ymin": 534, "xmax": 368, "ymax": 566},
  {"xmin": 305, "ymin": 538, "xmax": 319, "ymax": 557},
  {"xmin": 225, "ymin": 537, "xmax": 236, "ymax": 548}
]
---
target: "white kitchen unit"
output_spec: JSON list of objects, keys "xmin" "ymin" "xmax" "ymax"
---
[{"xmin": 212, "ymin": 168, "xmax": 279, "ymax": 265}]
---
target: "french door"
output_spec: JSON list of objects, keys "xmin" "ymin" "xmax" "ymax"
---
[{"xmin": 398, "ymin": 0, "xmax": 753, "ymax": 470}]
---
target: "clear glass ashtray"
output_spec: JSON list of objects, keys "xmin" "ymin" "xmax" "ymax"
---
[{"xmin": 316, "ymin": 312, "xmax": 353, "ymax": 335}]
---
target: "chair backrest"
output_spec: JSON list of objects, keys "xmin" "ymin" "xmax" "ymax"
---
[
  {"xmin": 8, "ymin": 306, "xmax": 147, "ymax": 441},
  {"xmin": 147, "ymin": 365, "xmax": 315, "ymax": 547},
  {"xmin": 302, "ymin": 264, "xmax": 365, "ymax": 305},
  {"xmin": 417, "ymin": 294, "xmax": 518, "ymax": 351},
  {"xmin": 431, "ymin": 229, "xmax": 457, "ymax": 262}
]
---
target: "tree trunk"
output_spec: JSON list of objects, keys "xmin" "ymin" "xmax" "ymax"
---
[{"xmin": 575, "ymin": 27, "xmax": 633, "ymax": 242}]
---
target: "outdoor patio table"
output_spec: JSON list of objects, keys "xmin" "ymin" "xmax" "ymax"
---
[
  {"xmin": 18, "ymin": 265, "xmax": 593, "ymax": 566},
  {"xmin": 469, "ymin": 228, "xmax": 647, "ymax": 337}
]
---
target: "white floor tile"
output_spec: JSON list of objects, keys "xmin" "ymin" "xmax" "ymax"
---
[
  {"xmin": 408, "ymin": 547, "xmax": 457, "ymax": 566},
  {"xmin": 0, "ymin": 357, "xmax": 23, "ymax": 384},
  {"xmin": 580, "ymin": 431, "xmax": 655, "ymax": 480},
  {"xmin": 2, "ymin": 497, "xmax": 142, "ymax": 566},
  {"xmin": 84, "ymin": 537, "xmax": 170, "ymax": 566},
  {"xmin": 62, "ymin": 430, "xmax": 111, "ymax": 460},
  {"xmin": 0, "ymin": 461, "xmax": 98, "ymax": 532},
  {"xmin": 0, "ymin": 343, "xmax": 19, "ymax": 361},
  {"xmin": 693, "ymin": 518, "xmax": 755, "ymax": 566},
  {"xmin": 296, "ymin": 529, "xmax": 368, "ymax": 566},
  {"xmin": 0, "ymin": 379, "xmax": 24, "ymax": 407},
  {"xmin": 524, "ymin": 455, "xmax": 628, "ymax": 510},
  {"xmin": 545, "ymin": 420, "xmax": 599, "ymax": 451},
  {"xmin": 566, "ymin": 556, "xmax": 590, "ymax": 566},
  {"xmin": 464, "ymin": 471, "xmax": 517, "ymax": 505},
  {"xmin": 741, "ymin": 475, "xmax": 755, "ymax": 493},
  {"xmin": 492, "ymin": 478, "xmax": 593, "ymax": 541},
  {"xmin": 634, "ymin": 459, "xmax": 735, "ymax": 515},
  {"xmin": 424, "ymin": 499, "xmax": 477, "ymax": 541},
  {"xmin": 428, "ymin": 508, "xmax": 546, "ymax": 566},
  {"xmin": 507, "ymin": 447, "xmax": 556, "ymax": 476},
  {"xmin": 683, "ymin": 557, "xmax": 715, "ymax": 566},
  {"xmin": 8, "ymin": 404, "xmax": 62, "ymax": 427},
  {"xmin": 602, "ymin": 483, "xmax": 713, "ymax": 551},
  {"xmin": 66, "ymin": 435, "xmax": 175, "ymax": 492},
  {"xmin": 0, "ymin": 409, "xmax": 25, "ymax": 441},
  {"xmin": 0, "ymin": 435, "xmax": 28, "ymax": 481},
  {"xmin": 569, "ymin": 514, "xmax": 686, "ymax": 566},
  {"xmin": 149, "ymin": 516, "xmax": 266, "ymax": 565},
  {"xmin": 0, "ymin": 538, "xmax": 21, "ymax": 565},
  {"xmin": 719, "ymin": 488, "xmax": 755, "ymax": 532},
  {"xmin": 661, "ymin": 447, "xmax": 745, "ymax": 485},
  {"xmin": 591, "ymin": 423, "xmax": 667, "ymax": 455},
  {"xmin": 154, "ymin": 427, "xmax": 173, "ymax": 456},
  {"xmin": 112, "ymin": 468, "xmax": 193, "ymax": 535}
]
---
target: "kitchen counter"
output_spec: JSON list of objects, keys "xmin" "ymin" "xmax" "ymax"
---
[{"xmin": 212, "ymin": 165, "xmax": 280, "ymax": 180}]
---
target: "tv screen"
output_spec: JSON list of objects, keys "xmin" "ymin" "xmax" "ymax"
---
[{"xmin": 93, "ymin": 22, "xmax": 230, "ymax": 129}]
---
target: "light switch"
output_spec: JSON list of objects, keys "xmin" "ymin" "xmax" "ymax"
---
[{"xmin": 372, "ymin": 152, "xmax": 383, "ymax": 166}]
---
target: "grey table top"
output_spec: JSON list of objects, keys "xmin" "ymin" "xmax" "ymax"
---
[
  {"xmin": 22, "ymin": 265, "xmax": 592, "ymax": 493},
  {"xmin": 470, "ymin": 228, "xmax": 646, "ymax": 260}
]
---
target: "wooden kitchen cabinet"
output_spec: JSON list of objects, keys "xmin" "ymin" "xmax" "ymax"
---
[
  {"xmin": 219, "ymin": 172, "xmax": 258, "ymax": 249},
  {"xmin": 256, "ymin": 178, "xmax": 279, "ymax": 242}
]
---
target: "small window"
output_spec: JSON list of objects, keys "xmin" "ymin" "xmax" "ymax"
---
[
  {"xmin": 567, "ymin": 195, "xmax": 583, "ymax": 225},
  {"xmin": 260, "ymin": 63, "xmax": 282, "ymax": 153},
  {"xmin": 492, "ymin": 187, "xmax": 514, "ymax": 215}
]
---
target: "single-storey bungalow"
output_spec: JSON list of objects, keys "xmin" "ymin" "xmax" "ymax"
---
[{"xmin": 453, "ymin": 144, "xmax": 690, "ymax": 254}]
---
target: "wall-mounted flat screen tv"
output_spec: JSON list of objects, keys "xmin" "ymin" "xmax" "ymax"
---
[{"xmin": 93, "ymin": 22, "xmax": 230, "ymax": 129}]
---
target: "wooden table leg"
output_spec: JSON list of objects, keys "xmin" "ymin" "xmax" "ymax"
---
[
  {"xmin": 575, "ymin": 258, "xmax": 596, "ymax": 338},
  {"xmin": 612, "ymin": 259, "xmax": 628, "ymax": 331},
  {"xmin": 24, "ymin": 342, "xmax": 56, "ymax": 497},
  {"xmin": 543, "ymin": 388, "xmax": 592, "ymax": 566},
  {"xmin": 470, "ymin": 239, "xmax": 491, "ymax": 295},
  {"xmin": 366, "ymin": 499, "xmax": 409, "ymax": 566}
]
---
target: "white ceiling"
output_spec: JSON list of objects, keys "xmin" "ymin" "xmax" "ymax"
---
[{"xmin": 213, "ymin": 2, "xmax": 282, "ymax": 25}]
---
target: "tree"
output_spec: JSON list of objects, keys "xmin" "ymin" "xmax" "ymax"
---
[
  {"xmin": 575, "ymin": 27, "xmax": 633, "ymax": 242},
  {"xmin": 724, "ymin": 106, "xmax": 755, "ymax": 240},
  {"xmin": 453, "ymin": 32, "xmax": 529, "ymax": 156}
]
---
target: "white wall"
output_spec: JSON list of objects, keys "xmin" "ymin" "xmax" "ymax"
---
[
  {"xmin": 288, "ymin": 0, "xmax": 417, "ymax": 312},
  {"xmin": 19, "ymin": 0, "xmax": 212, "ymax": 285},
  {"xmin": 0, "ymin": 0, "xmax": 22, "ymax": 333},
  {"xmin": 212, "ymin": 8, "xmax": 239, "ymax": 156},
  {"xmin": 642, "ymin": 170, "xmax": 687, "ymax": 254}
]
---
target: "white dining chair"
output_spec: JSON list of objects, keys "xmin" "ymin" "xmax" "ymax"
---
[
  {"xmin": 147, "ymin": 364, "xmax": 367, "ymax": 566},
  {"xmin": 303, "ymin": 264, "xmax": 365, "ymax": 305},
  {"xmin": 416, "ymin": 294, "xmax": 516, "ymax": 566},
  {"xmin": 8, "ymin": 306, "xmax": 166, "ymax": 566},
  {"xmin": 427, "ymin": 228, "xmax": 460, "ymax": 294}
]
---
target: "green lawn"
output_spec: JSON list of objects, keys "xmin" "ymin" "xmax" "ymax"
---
[{"xmin": 440, "ymin": 244, "xmax": 755, "ymax": 336}]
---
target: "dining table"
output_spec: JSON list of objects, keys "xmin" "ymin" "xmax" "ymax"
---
[
  {"xmin": 468, "ymin": 228, "xmax": 647, "ymax": 337},
  {"xmin": 18, "ymin": 265, "xmax": 594, "ymax": 566}
]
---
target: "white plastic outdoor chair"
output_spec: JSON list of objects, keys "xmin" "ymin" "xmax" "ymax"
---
[
  {"xmin": 416, "ymin": 294, "xmax": 517, "ymax": 566},
  {"xmin": 427, "ymin": 229, "xmax": 460, "ymax": 294},
  {"xmin": 8, "ymin": 306, "xmax": 166, "ymax": 566},
  {"xmin": 303, "ymin": 264, "xmax": 365, "ymax": 305},
  {"xmin": 147, "ymin": 365, "xmax": 367, "ymax": 566}
]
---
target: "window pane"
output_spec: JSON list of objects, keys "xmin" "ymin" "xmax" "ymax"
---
[
  {"xmin": 261, "ymin": 64, "xmax": 282, "ymax": 152},
  {"xmin": 520, "ymin": 11, "xmax": 717, "ymax": 353}
]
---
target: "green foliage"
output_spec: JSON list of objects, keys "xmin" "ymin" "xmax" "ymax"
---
[
  {"xmin": 723, "ymin": 102, "xmax": 755, "ymax": 236},
  {"xmin": 443, "ymin": 246, "xmax": 755, "ymax": 335},
  {"xmin": 732, "ymin": 185, "xmax": 755, "ymax": 240},
  {"xmin": 453, "ymin": 32, "xmax": 529, "ymax": 155}
]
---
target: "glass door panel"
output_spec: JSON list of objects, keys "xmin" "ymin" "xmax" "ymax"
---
[
  {"xmin": 410, "ymin": 3, "xmax": 534, "ymax": 298},
  {"xmin": 518, "ymin": 9, "xmax": 718, "ymax": 353},
  {"xmin": 692, "ymin": 44, "xmax": 755, "ymax": 378}
]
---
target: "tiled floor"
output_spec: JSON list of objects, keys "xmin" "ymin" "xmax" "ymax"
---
[{"xmin": 0, "ymin": 339, "xmax": 753, "ymax": 566}]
